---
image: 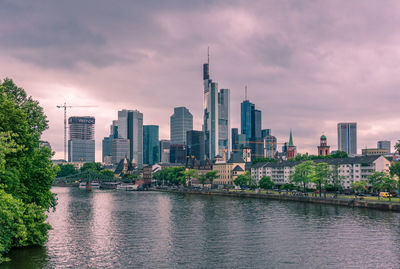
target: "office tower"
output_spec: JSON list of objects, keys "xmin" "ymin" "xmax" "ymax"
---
[
  {"xmin": 170, "ymin": 144, "xmax": 186, "ymax": 164},
  {"xmin": 261, "ymin": 129, "xmax": 271, "ymax": 139},
  {"xmin": 218, "ymin": 88, "xmax": 231, "ymax": 159},
  {"xmin": 377, "ymin": 140, "xmax": 391, "ymax": 153},
  {"xmin": 112, "ymin": 138, "xmax": 130, "ymax": 164},
  {"xmin": 264, "ymin": 135, "xmax": 277, "ymax": 159},
  {"xmin": 68, "ymin": 116, "xmax": 95, "ymax": 162},
  {"xmin": 170, "ymin": 107, "xmax": 193, "ymax": 145},
  {"xmin": 187, "ymin": 130, "xmax": 205, "ymax": 163},
  {"xmin": 318, "ymin": 134, "xmax": 330, "ymax": 156},
  {"xmin": 232, "ymin": 128, "xmax": 239, "ymax": 150},
  {"xmin": 143, "ymin": 125, "xmax": 159, "ymax": 165},
  {"xmin": 102, "ymin": 137, "xmax": 112, "ymax": 162},
  {"xmin": 241, "ymin": 99, "xmax": 255, "ymax": 140},
  {"xmin": 118, "ymin": 109, "xmax": 143, "ymax": 167},
  {"xmin": 202, "ymin": 51, "xmax": 231, "ymax": 160},
  {"xmin": 252, "ymin": 109, "xmax": 262, "ymax": 139},
  {"xmin": 159, "ymin": 140, "xmax": 170, "ymax": 163},
  {"xmin": 337, "ymin": 122, "xmax": 357, "ymax": 155}
]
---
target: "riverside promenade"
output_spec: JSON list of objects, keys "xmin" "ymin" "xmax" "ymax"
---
[{"xmin": 154, "ymin": 188, "xmax": 400, "ymax": 212}]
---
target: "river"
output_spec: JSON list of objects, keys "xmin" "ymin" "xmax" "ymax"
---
[{"xmin": 2, "ymin": 187, "xmax": 400, "ymax": 268}]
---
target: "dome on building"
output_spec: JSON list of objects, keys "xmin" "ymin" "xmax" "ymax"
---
[{"xmin": 320, "ymin": 134, "xmax": 327, "ymax": 140}]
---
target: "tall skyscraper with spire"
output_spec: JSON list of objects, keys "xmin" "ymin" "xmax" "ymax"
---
[{"xmin": 202, "ymin": 48, "xmax": 230, "ymax": 160}]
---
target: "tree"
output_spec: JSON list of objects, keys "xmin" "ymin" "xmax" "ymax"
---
[
  {"xmin": 368, "ymin": 172, "xmax": 386, "ymax": 194},
  {"xmin": 351, "ymin": 180, "xmax": 368, "ymax": 194},
  {"xmin": 259, "ymin": 176, "xmax": 274, "ymax": 189},
  {"xmin": 198, "ymin": 174, "xmax": 207, "ymax": 187},
  {"xmin": 290, "ymin": 160, "xmax": 315, "ymax": 193},
  {"xmin": 205, "ymin": 171, "xmax": 219, "ymax": 186},
  {"xmin": 313, "ymin": 163, "xmax": 330, "ymax": 197},
  {"xmin": 183, "ymin": 169, "xmax": 198, "ymax": 187},
  {"xmin": 100, "ymin": 170, "xmax": 115, "ymax": 178},
  {"xmin": 330, "ymin": 151, "xmax": 348, "ymax": 159},
  {"xmin": 395, "ymin": 140, "xmax": 400, "ymax": 155},
  {"xmin": 80, "ymin": 162, "xmax": 101, "ymax": 172},
  {"xmin": 0, "ymin": 78, "xmax": 57, "ymax": 262},
  {"xmin": 234, "ymin": 171, "xmax": 251, "ymax": 188},
  {"xmin": 56, "ymin": 164, "xmax": 77, "ymax": 178},
  {"xmin": 389, "ymin": 162, "xmax": 400, "ymax": 182}
]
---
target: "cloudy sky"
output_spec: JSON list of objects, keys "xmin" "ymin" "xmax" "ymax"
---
[{"xmin": 1, "ymin": 0, "xmax": 400, "ymax": 161}]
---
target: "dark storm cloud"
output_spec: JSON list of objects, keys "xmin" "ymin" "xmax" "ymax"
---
[{"xmin": 0, "ymin": 0, "xmax": 399, "ymax": 160}]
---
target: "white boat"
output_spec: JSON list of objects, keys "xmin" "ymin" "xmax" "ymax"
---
[
  {"xmin": 117, "ymin": 184, "xmax": 138, "ymax": 191},
  {"xmin": 79, "ymin": 182, "xmax": 100, "ymax": 189}
]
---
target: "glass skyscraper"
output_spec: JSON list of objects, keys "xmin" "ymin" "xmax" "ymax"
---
[
  {"xmin": 337, "ymin": 122, "xmax": 357, "ymax": 155},
  {"xmin": 118, "ymin": 109, "xmax": 143, "ymax": 167},
  {"xmin": 187, "ymin": 130, "xmax": 205, "ymax": 163},
  {"xmin": 143, "ymin": 125, "xmax": 159, "ymax": 165},
  {"xmin": 170, "ymin": 107, "xmax": 193, "ymax": 145},
  {"xmin": 218, "ymin": 88, "xmax": 231, "ymax": 159},
  {"xmin": 68, "ymin": 116, "xmax": 95, "ymax": 162}
]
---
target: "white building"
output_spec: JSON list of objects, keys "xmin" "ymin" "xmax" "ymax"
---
[{"xmin": 251, "ymin": 156, "xmax": 391, "ymax": 189}]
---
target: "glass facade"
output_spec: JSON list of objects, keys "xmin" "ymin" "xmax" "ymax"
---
[
  {"xmin": 143, "ymin": 125, "xmax": 159, "ymax": 165},
  {"xmin": 337, "ymin": 122, "xmax": 357, "ymax": 155},
  {"xmin": 68, "ymin": 116, "xmax": 95, "ymax": 162},
  {"xmin": 170, "ymin": 107, "xmax": 193, "ymax": 145},
  {"xmin": 187, "ymin": 130, "xmax": 205, "ymax": 163}
]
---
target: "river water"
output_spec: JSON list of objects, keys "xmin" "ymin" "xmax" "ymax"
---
[{"xmin": 2, "ymin": 187, "xmax": 400, "ymax": 268}]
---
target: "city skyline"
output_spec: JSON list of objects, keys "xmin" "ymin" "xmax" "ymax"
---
[{"xmin": 1, "ymin": 1, "xmax": 400, "ymax": 161}]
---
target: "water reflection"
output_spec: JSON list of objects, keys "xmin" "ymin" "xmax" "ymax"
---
[{"xmin": 2, "ymin": 188, "xmax": 400, "ymax": 269}]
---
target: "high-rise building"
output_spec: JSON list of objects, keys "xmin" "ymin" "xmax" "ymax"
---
[
  {"xmin": 159, "ymin": 140, "xmax": 170, "ymax": 163},
  {"xmin": 118, "ymin": 109, "xmax": 143, "ymax": 167},
  {"xmin": 241, "ymin": 100, "xmax": 255, "ymax": 140},
  {"xmin": 68, "ymin": 116, "xmax": 95, "ymax": 162},
  {"xmin": 170, "ymin": 144, "xmax": 186, "ymax": 164},
  {"xmin": 143, "ymin": 125, "xmax": 159, "ymax": 165},
  {"xmin": 261, "ymin": 129, "xmax": 271, "ymax": 139},
  {"xmin": 232, "ymin": 128, "xmax": 239, "ymax": 150},
  {"xmin": 337, "ymin": 122, "xmax": 357, "ymax": 155},
  {"xmin": 170, "ymin": 107, "xmax": 193, "ymax": 145},
  {"xmin": 218, "ymin": 88, "xmax": 231, "ymax": 159},
  {"xmin": 112, "ymin": 138, "xmax": 130, "ymax": 164},
  {"xmin": 264, "ymin": 135, "xmax": 277, "ymax": 159},
  {"xmin": 202, "ymin": 51, "xmax": 230, "ymax": 160},
  {"xmin": 102, "ymin": 137, "xmax": 112, "ymax": 162},
  {"xmin": 187, "ymin": 130, "xmax": 205, "ymax": 164},
  {"xmin": 377, "ymin": 140, "xmax": 391, "ymax": 153}
]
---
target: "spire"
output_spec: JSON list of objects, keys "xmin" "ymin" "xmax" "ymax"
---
[
  {"xmin": 245, "ymin": 85, "xmax": 248, "ymax": 100},
  {"xmin": 207, "ymin": 46, "xmax": 210, "ymax": 65},
  {"xmin": 289, "ymin": 130, "xmax": 294, "ymax": 147}
]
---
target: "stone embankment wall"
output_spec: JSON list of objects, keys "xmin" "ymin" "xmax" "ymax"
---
[{"xmin": 157, "ymin": 189, "xmax": 400, "ymax": 212}]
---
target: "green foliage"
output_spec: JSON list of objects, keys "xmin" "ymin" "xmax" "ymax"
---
[
  {"xmin": 369, "ymin": 171, "xmax": 398, "ymax": 194},
  {"xmin": 259, "ymin": 176, "xmax": 274, "ymax": 189},
  {"xmin": 153, "ymin": 166, "xmax": 185, "ymax": 185},
  {"xmin": 234, "ymin": 171, "xmax": 251, "ymax": 187},
  {"xmin": 252, "ymin": 158, "xmax": 278, "ymax": 165},
  {"xmin": 205, "ymin": 171, "xmax": 219, "ymax": 185},
  {"xmin": 290, "ymin": 160, "xmax": 315, "ymax": 192},
  {"xmin": 0, "ymin": 78, "xmax": 56, "ymax": 261},
  {"xmin": 56, "ymin": 164, "xmax": 77, "ymax": 178},
  {"xmin": 395, "ymin": 141, "xmax": 400, "ymax": 154},
  {"xmin": 183, "ymin": 169, "xmax": 198, "ymax": 186},
  {"xmin": 329, "ymin": 165, "xmax": 344, "ymax": 192},
  {"xmin": 100, "ymin": 170, "xmax": 115, "ymax": 178},
  {"xmin": 198, "ymin": 174, "xmax": 207, "ymax": 186},
  {"xmin": 351, "ymin": 180, "xmax": 368, "ymax": 193},
  {"xmin": 280, "ymin": 183, "xmax": 296, "ymax": 190},
  {"xmin": 80, "ymin": 162, "xmax": 101, "ymax": 172},
  {"xmin": 289, "ymin": 151, "xmax": 348, "ymax": 162},
  {"xmin": 389, "ymin": 162, "xmax": 400, "ymax": 181},
  {"xmin": 312, "ymin": 163, "xmax": 330, "ymax": 196}
]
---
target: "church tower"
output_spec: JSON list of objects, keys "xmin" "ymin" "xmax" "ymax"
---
[
  {"xmin": 317, "ymin": 134, "xmax": 330, "ymax": 156},
  {"xmin": 287, "ymin": 130, "xmax": 296, "ymax": 159}
]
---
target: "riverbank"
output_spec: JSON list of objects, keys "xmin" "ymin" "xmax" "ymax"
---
[{"xmin": 155, "ymin": 188, "xmax": 400, "ymax": 212}]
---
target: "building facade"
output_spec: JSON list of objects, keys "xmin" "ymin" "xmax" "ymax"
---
[
  {"xmin": 377, "ymin": 140, "xmax": 391, "ymax": 153},
  {"xmin": 361, "ymin": 148, "xmax": 388, "ymax": 156},
  {"xmin": 68, "ymin": 116, "xmax": 95, "ymax": 162},
  {"xmin": 170, "ymin": 107, "xmax": 193, "ymax": 145},
  {"xmin": 186, "ymin": 130, "xmax": 205, "ymax": 164},
  {"xmin": 251, "ymin": 156, "xmax": 391, "ymax": 189},
  {"xmin": 218, "ymin": 88, "xmax": 231, "ymax": 159},
  {"xmin": 112, "ymin": 138, "xmax": 130, "ymax": 164},
  {"xmin": 143, "ymin": 125, "xmax": 159, "ymax": 165},
  {"xmin": 213, "ymin": 154, "xmax": 246, "ymax": 186},
  {"xmin": 118, "ymin": 109, "xmax": 143, "ymax": 167},
  {"xmin": 337, "ymin": 122, "xmax": 357, "ymax": 155},
  {"xmin": 170, "ymin": 144, "xmax": 186, "ymax": 164},
  {"xmin": 159, "ymin": 140, "xmax": 171, "ymax": 163}
]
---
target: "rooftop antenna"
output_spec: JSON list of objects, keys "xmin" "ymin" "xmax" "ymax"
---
[
  {"xmin": 207, "ymin": 46, "xmax": 210, "ymax": 65},
  {"xmin": 245, "ymin": 85, "xmax": 248, "ymax": 100}
]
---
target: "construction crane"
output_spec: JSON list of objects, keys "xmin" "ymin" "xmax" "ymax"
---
[{"xmin": 56, "ymin": 102, "xmax": 97, "ymax": 161}]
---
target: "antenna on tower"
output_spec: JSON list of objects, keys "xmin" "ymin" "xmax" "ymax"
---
[
  {"xmin": 207, "ymin": 46, "xmax": 210, "ymax": 65},
  {"xmin": 245, "ymin": 85, "xmax": 248, "ymax": 100}
]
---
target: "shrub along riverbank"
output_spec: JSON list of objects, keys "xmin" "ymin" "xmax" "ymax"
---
[{"xmin": 0, "ymin": 79, "xmax": 57, "ymax": 263}]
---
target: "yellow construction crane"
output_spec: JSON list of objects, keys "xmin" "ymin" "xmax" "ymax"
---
[{"xmin": 56, "ymin": 102, "xmax": 97, "ymax": 161}]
